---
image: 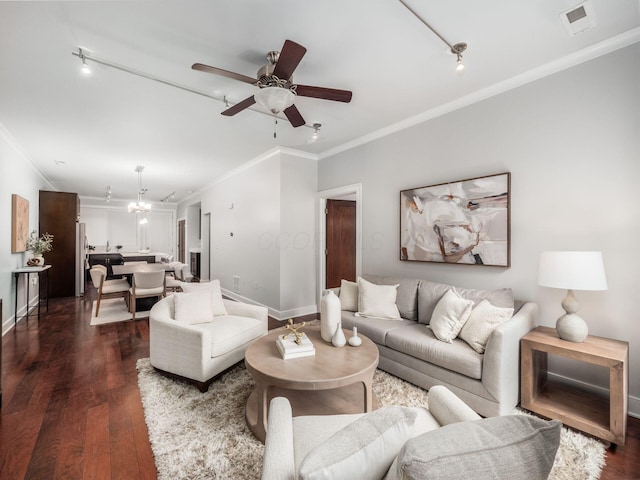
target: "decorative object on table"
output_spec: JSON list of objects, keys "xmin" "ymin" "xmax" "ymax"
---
[
  {"xmin": 25, "ymin": 230, "xmax": 54, "ymax": 266},
  {"xmin": 11, "ymin": 194, "xmax": 29, "ymax": 253},
  {"xmin": 88, "ymin": 245, "xmax": 96, "ymax": 251},
  {"xmin": 331, "ymin": 321, "xmax": 346, "ymax": 347},
  {"xmin": 282, "ymin": 318, "xmax": 307, "ymax": 344},
  {"xmin": 348, "ymin": 326, "xmax": 362, "ymax": 347},
  {"xmin": 320, "ymin": 289, "xmax": 341, "ymax": 342},
  {"xmin": 116, "ymin": 245, "xmax": 123, "ymax": 251},
  {"xmin": 537, "ymin": 251, "xmax": 607, "ymax": 342},
  {"xmin": 400, "ymin": 172, "xmax": 510, "ymax": 266},
  {"xmin": 276, "ymin": 327, "xmax": 315, "ymax": 360}
]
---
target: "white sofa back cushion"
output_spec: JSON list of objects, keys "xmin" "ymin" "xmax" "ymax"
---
[
  {"xmin": 428, "ymin": 289, "xmax": 474, "ymax": 343},
  {"xmin": 174, "ymin": 290, "xmax": 214, "ymax": 325},
  {"xmin": 356, "ymin": 277, "xmax": 402, "ymax": 320},
  {"xmin": 181, "ymin": 279, "xmax": 227, "ymax": 316}
]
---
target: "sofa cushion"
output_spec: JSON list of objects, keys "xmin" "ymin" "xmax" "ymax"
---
[
  {"xmin": 173, "ymin": 289, "xmax": 214, "ymax": 325},
  {"xmin": 429, "ymin": 289, "xmax": 474, "ymax": 343},
  {"xmin": 363, "ymin": 275, "xmax": 420, "ymax": 321},
  {"xmin": 385, "ymin": 324, "xmax": 483, "ymax": 379},
  {"xmin": 356, "ymin": 277, "xmax": 401, "ymax": 320},
  {"xmin": 298, "ymin": 406, "xmax": 417, "ymax": 480},
  {"xmin": 417, "ymin": 280, "xmax": 514, "ymax": 325},
  {"xmin": 385, "ymin": 415, "xmax": 561, "ymax": 480},
  {"xmin": 340, "ymin": 311, "xmax": 416, "ymax": 345},
  {"xmin": 339, "ymin": 279, "xmax": 358, "ymax": 312},
  {"xmin": 459, "ymin": 299, "xmax": 514, "ymax": 353},
  {"xmin": 208, "ymin": 315, "xmax": 265, "ymax": 358}
]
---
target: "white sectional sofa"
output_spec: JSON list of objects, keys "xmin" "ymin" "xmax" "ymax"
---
[{"xmin": 335, "ymin": 274, "xmax": 538, "ymax": 417}]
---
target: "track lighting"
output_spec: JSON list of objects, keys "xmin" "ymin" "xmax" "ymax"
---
[
  {"xmin": 398, "ymin": 0, "xmax": 469, "ymax": 73},
  {"xmin": 451, "ymin": 43, "xmax": 467, "ymax": 72},
  {"xmin": 106, "ymin": 185, "xmax": 111, "ymax": 203},
  {"xmin": 307, "ymin": 123, "xmax": 322, "ymax": 144},
  {"xmin": 78, "ymin": 48, "xmax": 91, "ymax": 75}
]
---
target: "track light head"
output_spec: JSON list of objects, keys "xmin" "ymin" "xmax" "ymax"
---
[{"xmin": 451, "ymin": 42, "xmax": 467, "ymax": 72}]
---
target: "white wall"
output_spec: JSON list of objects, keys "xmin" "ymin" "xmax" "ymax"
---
[
  {"xmin": 279, "ymin": 152, "xmax": 317, "ymax": 315},
  {"xmin": 318, "ymin": 43, "xmax": 640, "ymax": 414},
  {"xmin": 1, "ymin": 125, "xmax": 56, "ymax": 333},
  {"xmin": 80, "ymin": 198, "xmax": 176, "ymax": 256}
]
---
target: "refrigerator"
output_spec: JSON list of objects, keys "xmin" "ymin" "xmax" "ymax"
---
[{"xmin": 76, "ymin": 222, "xmax": 87, "ymax": 296}]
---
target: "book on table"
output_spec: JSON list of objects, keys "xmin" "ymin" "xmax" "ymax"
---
[{"xmin": 276, "ymin": 332, "xmax": 315, "ymax": 359}]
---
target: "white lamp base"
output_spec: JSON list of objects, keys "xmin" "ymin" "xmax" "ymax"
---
[{"xmin": 556, "ymin": 313, "xmax": 588, "ymax": 342}]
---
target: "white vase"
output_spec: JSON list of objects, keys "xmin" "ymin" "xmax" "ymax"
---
[
  {"xmin": 32, "ymin": 254, "xmax": 44, "ymax": 266},
  {"xmin": 348, "ymin": 326, "xmax": 362, "ymax": 347},
  {"xmin": 320, "ymin": 290, "xmax": 341, "ymax": 342},
  {"xmin": 332, "ymin": 322, "xmax": 346, "ymax": 348}
]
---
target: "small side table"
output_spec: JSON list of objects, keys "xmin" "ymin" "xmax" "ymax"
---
[
  {"xmin": 13, "ymin": 265, "xmax": 51, "ymax": 324},
  {"xmin": 521, "ymin": 326, "xmax": 628, "ymax": 446}
]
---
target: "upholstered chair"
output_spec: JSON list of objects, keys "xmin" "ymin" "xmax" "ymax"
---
[
  {"xmin": 89, "ymin": 267, "xmax": 130, "ymax": 317},
  {"xmin": 129, "ymin": 270, "xmax": 166, "ymax": 320}
]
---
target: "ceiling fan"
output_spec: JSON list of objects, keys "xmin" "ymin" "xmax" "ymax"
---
[{"xmin": 192, "ymin": 39, "xmax": 352, "ymax": 128}]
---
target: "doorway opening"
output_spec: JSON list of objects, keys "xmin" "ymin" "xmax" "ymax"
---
[{"xmin": 318, "ymin": 183, "xmax": 362, "ymax": 301}]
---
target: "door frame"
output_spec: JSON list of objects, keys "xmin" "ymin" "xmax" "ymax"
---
[{"xmin": 317, "ymin": 183, "xmax": 362, "ymax": 303}]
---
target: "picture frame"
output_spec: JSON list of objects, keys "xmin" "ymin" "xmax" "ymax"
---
[
  {"xmin": 400, "ymin": 172, "xmax": 510, "ymax": 266},
  {"xmin": 11, "ymin": 194, "xmax": 29, "ymax": 253}
]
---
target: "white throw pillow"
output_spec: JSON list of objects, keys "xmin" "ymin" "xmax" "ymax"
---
[
  {"xmin": 429, "ymin": 289, "xmax": 474, "ymax": 342},
  {"xmin": 339, "ymin": 279, "xmax": 358, "ymax": 312},
  {"xmin": 181, "ymin": 279, "xmax": 228, "ymax": 316},
  {"xmin": 356, "ymin": 277, "xmax": 401, "ymax": 320},
  {"xmin": 173, "ymin": 290, "xmax": 214, "ymax": 325},
  {"xmin": 298, "ymin": 406, "xmax": 417, "ymax": 480},
  {"xmin": 459, "ymin": 299, "xmax": 514, "ymax": 353}
]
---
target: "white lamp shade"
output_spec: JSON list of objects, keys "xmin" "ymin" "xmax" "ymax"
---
[
  {"xmin": 255, "ymin": 86, "xmax": 295, "ymax": 114},
  {"xmin": 538, "ymin": 251, "xmax": 607, "ymax": 291}
]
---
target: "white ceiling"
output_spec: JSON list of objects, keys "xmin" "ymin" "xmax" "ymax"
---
[{"xmin": 1, "ymin": 0, "xmax": 639, "ymax": 204}]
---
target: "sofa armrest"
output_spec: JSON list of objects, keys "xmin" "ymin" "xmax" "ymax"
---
[
  {"xmin": 261, "ymin": 397, "xmax": 296, "ymax": 480},
  {"xmin": 429, "ymin": 385, "xmax": 481, "ymax": 426},
  {"xmin": 482, "ymin": 301, "xmax": 538, "ymax": 414},
  {"xmin": 149, "ymin": 314, "xmax": 212, "ymax": 380},
  {"xmin": 223, "ymin": 299, "xmax": 268, "ymax": 325}
]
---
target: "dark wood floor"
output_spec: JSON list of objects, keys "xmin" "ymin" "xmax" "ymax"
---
[{"xmin": 1, "ymin": 290, "xmax": 639, "ymax": 479}]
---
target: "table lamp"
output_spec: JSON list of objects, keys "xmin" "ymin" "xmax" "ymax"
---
[{"xmin": 537, "ymin": 251, "xmax": 607, "ymax": 342}]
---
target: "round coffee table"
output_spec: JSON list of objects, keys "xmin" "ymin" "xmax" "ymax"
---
[{"xmin": 244, "ymin": 325, "xmax": 379, "ymax": 442}]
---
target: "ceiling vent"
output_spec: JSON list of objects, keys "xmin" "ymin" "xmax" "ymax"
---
[{"xmin": 560, "ymin": 1, "xmax": 596, "ymax": 36}]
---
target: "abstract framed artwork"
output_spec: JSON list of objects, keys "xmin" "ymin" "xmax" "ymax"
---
[
  {"xmin": 11, "ymin": 194, "xmax": 29, "ymax": 253},
  {"xmin": 400, "ymin": 172, "xmax": 510, "ymax": 266}
]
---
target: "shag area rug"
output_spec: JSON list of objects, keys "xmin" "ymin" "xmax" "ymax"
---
[
  {"xmin": 90, "ymin": 298, "xmax": 150, "ymax": 325},
  {"xmin": 136, "ymin": 358, "xmax": 606, "ymax": 480}
]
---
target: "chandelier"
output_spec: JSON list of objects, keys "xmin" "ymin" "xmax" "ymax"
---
[{"xmin": 128, "ymin": 165, "xmax": 151, "ymax": 213}]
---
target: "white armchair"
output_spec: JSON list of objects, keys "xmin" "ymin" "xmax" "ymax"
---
[{"xmin": 149, "ymin": 294, "xmax": 268, "ymax": 392}]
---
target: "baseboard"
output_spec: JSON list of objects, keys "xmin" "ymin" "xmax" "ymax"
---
[
  {"xmin": 2, "ymin": 297, "xmax": 40, "ymax": 335},
  {"xmin": 220, "ymin": 289, "xmax": 318, "ymax": 321},
  {"xmin": 548, "ymin": 371, "xmax": 640, "ymax": 419}
]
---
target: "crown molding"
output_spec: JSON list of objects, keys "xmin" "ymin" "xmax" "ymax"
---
[
  {"xmin": 0, "ymin": 122, "xmax": 57, "ymax": 189},
  {"xmin": 319, "ymin": 27, "xmax": 640, "ymax": 160}
]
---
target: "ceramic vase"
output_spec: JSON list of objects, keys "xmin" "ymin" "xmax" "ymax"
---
[
  {"xmin": 321, "ymin": 290, "xmax": 341, "ymax": 342},
  {"xmin": 348, "ymin": 326, "xmax": 362, "ymax": 347},
  {"xmin": 32, "ymin": 254, "xmax": 44, "ymax": 266},
  {"xmin": 332, "ymin": 322, "xmax": 346, "ymax": 347}
]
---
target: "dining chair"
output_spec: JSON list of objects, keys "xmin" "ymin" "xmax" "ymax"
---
[
  {"xmin": 129, "ymin": 270, "xmax": 166, "ymax": 320},
  {"xmin": 89, "ymin": 267, "xmax": 130, "ymax": 316}
]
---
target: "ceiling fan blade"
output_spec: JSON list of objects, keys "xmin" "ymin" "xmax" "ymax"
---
[
  {"xmin": 221, "ymin": 96, "xmax": 256, "ymax": 116},
  {"xmin": 295, "ymin": 84, "xmax": 352, "ymax": 103},
  {"xmin": 272, "ymin": 40, "xmax": 307, "ymax": 80},
  {"xmin": 283, "ymin": 105, "xmax": 306, "ymax": 128},
  {"xmin": 192, "ymin": 63, "xmax": 257, "ymax": 85}
]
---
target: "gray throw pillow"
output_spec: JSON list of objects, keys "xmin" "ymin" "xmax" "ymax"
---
[{"xmin": 385, "ymin": 415, "xmax": 561, "ymax": 480}]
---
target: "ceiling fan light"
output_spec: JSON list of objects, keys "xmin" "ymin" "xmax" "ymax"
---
[{"xmin": 255, "ymin": 86, "xmax": 295, "ymax": 114}]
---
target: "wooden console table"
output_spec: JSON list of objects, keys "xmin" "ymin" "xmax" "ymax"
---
[
  {"xmin": 13, "ymin": 265, "xmax": 51, "ymax": 324},
  {"xmin": 521, "ymin": 326, "xmax": 628, "ymax": 446}
]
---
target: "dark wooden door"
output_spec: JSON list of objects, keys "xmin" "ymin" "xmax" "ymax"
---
[
  {"xmin": 325, "ymin": 199, "xmax": 356, "ymax": 288},
  {"xmin": 39, "ymin": 191, "xmax": 78, "ymax": 298},
  {"xmin": 178, "ymin": 220, "xmax": 186, "ymax": 263}
]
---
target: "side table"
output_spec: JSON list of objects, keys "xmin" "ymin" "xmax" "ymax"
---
[
  {"xmin": 13, "ymin": 265, "xmax": 51, "ymax": 324},
  {"xmin": 521, "ymin": 326, "xmax": 628, "ymax": 446}
]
